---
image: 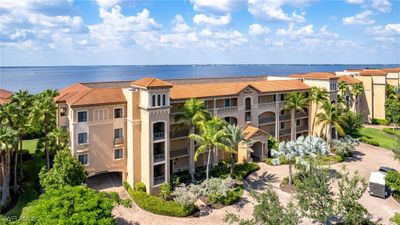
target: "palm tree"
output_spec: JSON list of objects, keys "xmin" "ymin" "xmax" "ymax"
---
[
  {"xmin": 223, "ymin": 124, "xmax": 254, "ymax": 176},
  {"xmin": 30, "ymin": 90, "xmax": 58, "ymax": 170},
  {"xmin": 41, "ymin": 128, "xmax": 69, "ymax": 157},
  {"xmin": 338, "ymin": 81, "xmax": 348, "ymax": 97},
  {"xmin": 189, "ymin": 116, "xmax": 228, "ymax": 180},
  {"xmin": 284, "ymin": 92, "xmax": 309, "ymax": 140},
  {"xmin": 175, "ymin": 98, "xmax": 210, "ymax": 181},
  {"xmin": 351, "ymin": 83, "xmax": 364, "ymax": 112},
  {"xmin": 0, "ymin": 126, "xmax": 18, "ymax": 208},
  {"xmin": 316, "ymin": 101, "xmax": 345, "ymax": 146},
  {"xmin": 308, "ymin": 87, "xmax": 329, "ymax": 135},
  {"xmin": 271, "ymin": 139, "xmax": 303, "ymax": 185}
]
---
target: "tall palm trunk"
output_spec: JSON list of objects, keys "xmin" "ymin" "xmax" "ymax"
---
[
  {"xmin": 13, "ymin": 141, "xmax": 18, "ymax": 192},
  {"xmin": 326, "ymin": 123, "xmax": 332, "ymax": 148},
  {"xmin": 312, "ymin": 103, "xmax": 319, "ymax": 135},
  {"xmin": 291, "ymin": 109, "xmax": 296, "ymax": 140},
  {"xmin": 288, "ymin": 161, "xmax": 293, "ymax": 185},
  {"xmin": 1, "ymin": 151, "xmax": 11, "ymax": 207},
  {"xmin": 230, "ymin": 153, "xmax": 235, "ymax": 176},
  {"xmin": 188, "ymin": 126, "xmax": 195, "ymax": 182},
  {"xmin": 206, "ymin": 147, "xmax": 212, "ymax": 180}
]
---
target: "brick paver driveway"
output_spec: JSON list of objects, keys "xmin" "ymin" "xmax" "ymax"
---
[{"xmin": 112, "ymin": 143, "xmax": 400, "ymax": 225}]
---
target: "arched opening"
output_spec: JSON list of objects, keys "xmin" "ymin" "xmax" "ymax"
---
[
  {"xmin": 251, "ymin": 141, "xmax": 263, "ymax": 162},
  {"xmin": 245, "ymin": 97, "xmax": 252, "ymax": 110},
  {"xmin": 153, "ymin": 122, "xmax": 165, "ymax": 140},
  {"xmin": 258, "ymin": 111, "xmax": 276, "ymax": 136},
  {"xmin": 224, "ymin": 117, "xmax": 238, "ymax": 125}
]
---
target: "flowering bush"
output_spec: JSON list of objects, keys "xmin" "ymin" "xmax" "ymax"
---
[
  {"xmin": 332, "ymin": 135, "xmax": 360, "ymax": 158},
  {"xmin": 172, "ymin": 184, "xmax": 197, "ymax": 208}
]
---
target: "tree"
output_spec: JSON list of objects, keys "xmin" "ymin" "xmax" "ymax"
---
[
  {"xmin": 351, "ymin": 83, "xmax": 364, "ymax": 112},
  {"xmin": 271, "ymin": 139, "xmax": 304, "ymax": 185},
  {"xmin": 385, "ymin": 98, "xmax": 400, "ymax": 126},
  {"xmin": 385, "ymin": 170, "xmax": 400, "ymax": 193},
  {"xmin": 338, "ymin": 81, "xmax": 348, "ymax": 100},
  {"xmin": 224, "ymin": 186, "xmax": 300, "ymax": 225},
  {"xmin": 331, "ymin": 135, "xmax": 360, "ymax": 158},
  {"xmin": 308, "ymin": 87, "xmax": 329, "ymax": 135},
  {"xmin": 340, "ymin": 110, "xmax": 363, "ymax": 135},
  {"xmin": 393, "ymin": 137, "xmax": 400, "ymax": 162},
  {"xmin": 38, "ymin": 128, "xmax": 69, "ymax": 160},
  {"xmin": 189, "ymin": 116, "xmax": 228, "ymax": 180},
  {"xmin": 297, "ymin": 135, "xmax": 329, "ymax": 169},
  {"xmin": 29, "ymin": 90, "xmax": 58, "ymax": 170},
  {"xmin": 39, "ymin": 149, "xmax": 87, "ymax": 191},
  {"xmin": 336, "ymin": 169, "xmax": 369, "ymax": 225},
  {"xmin": 20, "ymin": 185, "xmax": 115, "ymax": 225},
  {"xmin": 175, "ymin": 98, "xmax": 210, "ymax": 181},
  {"xmin": 316, "ymin": 101, "xmax": 345, "ymax": 145},
  {"xmin": 223, "ymin": 124, "xmax": 254, "ymax": 175},
  {"xmin": 0, "ymin": 126, "xmax": 18, "ymax": 208},
  {"xmin": 296, "ymin": 167, "xmax": 335, "ymax": 223},
  {"xmin": 284, "ymin": 92, "xmax": 309, "ymax": 140}
]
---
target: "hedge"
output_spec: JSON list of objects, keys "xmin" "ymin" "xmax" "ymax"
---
[
  {"xmin": 383, "ymin": 128, "xmax": 400, "ymax": 138},
  {"xmin": 209, "ymin": 185, "xmax": 244, "ymax": 206},
  {"xmin": 127, "ymin": 188, "xmax": 195, "ymax": 217},
  {"xmin": 359, "ymin": 136, "xmax": 379, "ymax": 146},
  {"xmin": 371, "ymin": 118, "xmax": 389, "ymax": 125}
]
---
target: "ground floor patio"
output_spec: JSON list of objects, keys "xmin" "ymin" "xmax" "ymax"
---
[{"xmin": 110, "ymin": 143, "xmax": 399, "ymax": 225}]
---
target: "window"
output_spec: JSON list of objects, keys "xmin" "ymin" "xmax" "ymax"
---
[
  {"xmin": 152, "ymin": 95, "xmax": 156, "ymax": 107},
  {"xmin": 78, "ymin": 154, "xmax": 89, "ymax": 165},
  {"xmin": 60, "ymin": 107, "xmax": 66, "ymax": 116},
  {"xmin": 273, "ymin": 95, "xmax": 276, "ymax": 102},
  {"xmin": 224, "ymin": 99, "xmax": 230, "ymax": 107},
  {"xmin": 346, "ymin": 95, "xmax": 350, "ymax": 102},
  {"xmin": 280, "ymin": 122, "xmax": 285, "ymax": 130},
  {"xmin": 78, "ymin": 133, "xmax": 88, "ymax": 144},
  {"xmin": 114, "ymin": 108, "xmax": 123, "ymax": 118},
  {"xmin": 157, "ymin": 95, "xmax": 161, "ymax": 106},
  {"xmin": 77, "ymin": 111, "xmax": 87, "ymax": 122},
  {"xmin": 245, "ymin": 112, "xmax": 251, "ymax": 122},
  {"xmin": 162, "ymin": 94, "xmax": 166, "ymax": 106},
  {"xmin": 114, "ymin": 128, "xmax": 123, "ymax": 139},
  {"xmin": 280, "ymin": 94, "xmax": 285, "ymax": 101},
  {"xmin": 330, "ymin": 82, "xmax": 337, "ymax": 91},
  {"xmin": 280, "ymin": 110, "xmax": 285, "ymax": 115},
  {"xmin": 296, "ymin": 119, "xmax": 301, "ymax": 127},
  {"xmin": 114, "ymin": 148, "xmax": 123, "ymax": 160}
]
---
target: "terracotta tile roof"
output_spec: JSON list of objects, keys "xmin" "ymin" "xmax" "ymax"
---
[
  {"xmin": 0, "ymin": 89, "xmax": 13, "ymax": 105},
  {"xmin": 243, "ymin": 125, "xmax": 269, "ymax": 140},
  {"xmin": 346, "ymin": 69, "xmax": 364, "ymax": 72},
  {"xmin": 55, "ymin": 83, "xmax": 126, "ymax": 107},
  {"xmin": 381, "ymin": 67, "xmax": 400, "ymax": 73},
  {"xmin": 289, "ymin": 72, "xmax": 339, "ymax": 80},
  {"xmin": 131, "ymin": 78, "xmax": 173, "ymax": 89},
  {"xmin": 359, "ymin": 70, "xmax": 387, "ymax": 76},
  {"xmin": 338, "ymin": 76, "xmax": 362, "ymax": 85},
  {"xmin": 170, "ymin": 80, "xmax": 310, "ymax": 100}
]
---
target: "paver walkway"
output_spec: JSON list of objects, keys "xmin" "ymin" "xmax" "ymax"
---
[{"xmin": 112, "ymin": 143, "xmax": 400, "ymax": 225}]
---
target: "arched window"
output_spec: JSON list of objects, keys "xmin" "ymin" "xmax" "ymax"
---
[
  {"xmin": 152, "ymin": 95, "xmax": 156, "ymax": 107},
  {"xmin": 162, "ymin": 94, "xmax": 166, "ymax": 106},
  {"xmin": 245, "ymin": 97, "xmax": 251, "ymax": 110},
  {"xmin": 157, "ymin": 95, "xmax": 161, "ymax": 106}
]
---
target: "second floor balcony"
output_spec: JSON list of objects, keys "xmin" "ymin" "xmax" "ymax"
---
[
  {"xmin": 258, "ymin": 116, "xmax": 275, "ymax": 125},
  {"xmin": 170, "ymin": 130, "xmax": 189, "ymax": 139},
  {"xmin": 114, "ymin": 137, "xmax": 124, "ymax": 145}
]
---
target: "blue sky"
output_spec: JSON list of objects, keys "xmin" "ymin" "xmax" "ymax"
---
[{"xmin": 0, "ymin": 0, "xmax": 399, "ymax": 66}]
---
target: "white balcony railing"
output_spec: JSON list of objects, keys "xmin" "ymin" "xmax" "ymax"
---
[{"xmin": 216, "ymin": 106, "xmax": 238, "ymax": 115}]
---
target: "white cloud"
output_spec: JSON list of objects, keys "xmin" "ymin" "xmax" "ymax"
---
[
  {"xmin": 193, "ymin": 13, "xmax": 231, "ymax": 26},
  {"xmin": 189, "ymin": 0, "xmax": 245, "ymax": 13},
  {"xmin": 342, "ymin": 10, "xmax": 375, "ymax": 25},
  {"xmin": 371, "ymin": 0, "xmax": 391, "ymax": 12},
  {"xmin": 172, "ymin": 15, "xmax": 191, "ymax": 33},
  {"xmin": 366, "ymin": 23, "xmax": 400, "ymax": 42},
  {"xmin": 96, "ymin": 0, "xmax": 121, "ymax": 9},
  {"xmin": 248, "ymin": 24, "xmax": 271, "ymax": 35},
  {"xmin": 248, "ymin": 0, "xmax": 311, "ymax": 23},
  {"xmin": 345, "ymin": 0, "xmax": 364, "ymax": 4}
]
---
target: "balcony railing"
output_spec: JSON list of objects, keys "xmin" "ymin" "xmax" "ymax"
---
[
  {"xmin": 296, "ymin": 111, "xmax": 308, "ymax": 118},
  {"xmin": 114, "ymin": 137, "xmax": 124, "ymax": 145},
  {"xmin": 245, "ymin": 105, "xmax": 251, "ymax": 110},
  {"xmin": 259, "ymin": 117, "xmax": 275, "ymax": 124},
  {"xmin": 170, "ymin": 130, "xmax": 189, "ymax": 139},
  {"xmin": 279, "ymin": 114, "xmax": 291, "ymax": 121},
  {"xmin": 259, "ymin": 101, "xmax": 275, "ymax": 107},
  {"xmin": 154, "ymin": 175, "xmax": 165, "ymax": 186},
  {"xmin": 170, "ymin": 148, "xmax": 188, "ymax": 159},
  {"xmin": 280, "ymin": 129, "xmax": 291, "ymax": 136},
  {"xmin": 153, "ymin": 132, "xmax": 165, "ymax": 141},
  {"xmin": 216, "ymin": 106, "xmax": 238, "ymax": 114},
  {"xmin": 296, "ymin": 126, "xmax": 309, "ymax": 133},
  {"xmin": 154, "ymin": 153, "xmax": 165, "ymax": 163}
]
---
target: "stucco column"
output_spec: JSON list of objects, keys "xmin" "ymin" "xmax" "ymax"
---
[
  {"xmin": 291, "ymin": 109, "xmax": 296, "ymax": 141},
  {"xmin": 275, "ymin": 100, "xmax": 279, "ymax": 140}
]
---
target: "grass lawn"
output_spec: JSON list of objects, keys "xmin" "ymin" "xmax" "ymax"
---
[
  {"xmin": 5, "ymin": 139, "xmax": 44, "ymax": 218},
  {"xmin": 354, "ymin": 127, "xmax": 397, "ymax": 150}
]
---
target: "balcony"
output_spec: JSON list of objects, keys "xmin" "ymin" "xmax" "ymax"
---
[
  {"xmin": 216, "ymin": 106, "xmax": 238, "ymax": 115},
  {"xmin": 154, "ymin": 153, "xmax": 165, "ymax": 163},
  {"xmin": 297, "ymin": 126, "xmax": 309, "ymax": 133},
  {"xmin": 114, "ymin": 137, "xmax": 124, "ymax": 145},
  {"xmin": 170, "ymin": 148, "xmax": 189, "ymax": 159},
  {"xmin": 279, "ymin": 114, "xmax": 291, "ymax": 121},
  {"xmin": 259, "ymin": 117, "xmax": 275, "ymax": 125},
  {"xmin": 280, "ymin": 129, "xmax": 292, "ymax": 136},
  {"xmin": 296, "ymin": 111, "xmax": 308, "ymax": 118},
  {"xmin": 170, "ymin": 130, "xmax": 189, "ymax": 139},
  {"xmin": 153, "ymin": 132, "xmax": 165, "ymax": 141},
  {"xmin": 259, "ymin": 101, "xmax": 275, "ymax": 107},
  {"xmin": 154, "ymin": 175, "xmax": 165, "ymax": 186}
]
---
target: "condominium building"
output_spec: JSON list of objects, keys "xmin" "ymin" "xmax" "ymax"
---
[{"xmin": 54, "ymin": 69, "xmax": 397, "ymax": 193}]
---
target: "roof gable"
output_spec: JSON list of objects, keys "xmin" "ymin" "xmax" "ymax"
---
[{"xmin": 131, "ymin": 78, "xmax": 173, "ymax": 89}]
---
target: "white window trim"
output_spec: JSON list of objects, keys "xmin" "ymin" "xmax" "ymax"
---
[
  {"xmin": 113, "ymin": 107, "xmax": 124, "ymax": 119},
  {"xmin": 77, "ymin": 110, "xmax": 88, "ymax": 123},
  {"xmin": 78, "ymin": 154, "xmax": 89, "ymax": 166},
  {"xmin": 114, "ymin": 148, "xmax": 124, "ymax": 161},
  {"xmin": 77, "ymin": 132, "xmax": 89, "ymax": 145},
  {"xmin": 114, "ymin": 128, "xmax": 124, "ymax": 139}
]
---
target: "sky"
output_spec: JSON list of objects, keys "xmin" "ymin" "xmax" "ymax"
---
[{"xmin": 0, "ymin": 0, "xmax": 399, "ymax": 66}]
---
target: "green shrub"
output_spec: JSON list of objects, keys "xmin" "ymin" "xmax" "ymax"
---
[
  {"xmin": 159, "ymin": 183, "xmax": 172, "ymax": 200},
  {"xmin": 371, "ymin": 118, "xmax": 389, "ymax": 125},
  {"xmin": 385, "ymin": 170, "xmax": 400, "ymax": 191},
  {"xmin": 266, "ymin": 156, "xmax": 291, "ymax": 165},
  {"xmin": 134, "ymin": 181, "xmax": 146, "ymax": 192},
  {"xmin": 391, "ymin": 213, "xmax": 400, "ymax": 225},
  {"xmin": 128, "ymin": 188, "xmax": 194, "ymax": 217},
  {"xmin": 121, "ymin": 199, "xmax": 132, "ymax": 208},
  {"xmin": 359, "ymin": 136, "xmax": 379, "ymax": 146},
  {"xmin": 123, "ymin": 181, "xmax": 130, "ymax": 191},
  {"xmin": 383, "ymin": 128, "xmax": 400, "ymax": 138},
  {"xmin": 108, "ymin": 192, "xmax": 121, "ymax": 204},
  {"xmin": 209, "ymin": 185, "xmax": 244, "ymax": 205},
  {"xmin": 232, "ymin": 163, "xmax": 259, "ymax": 180}
]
